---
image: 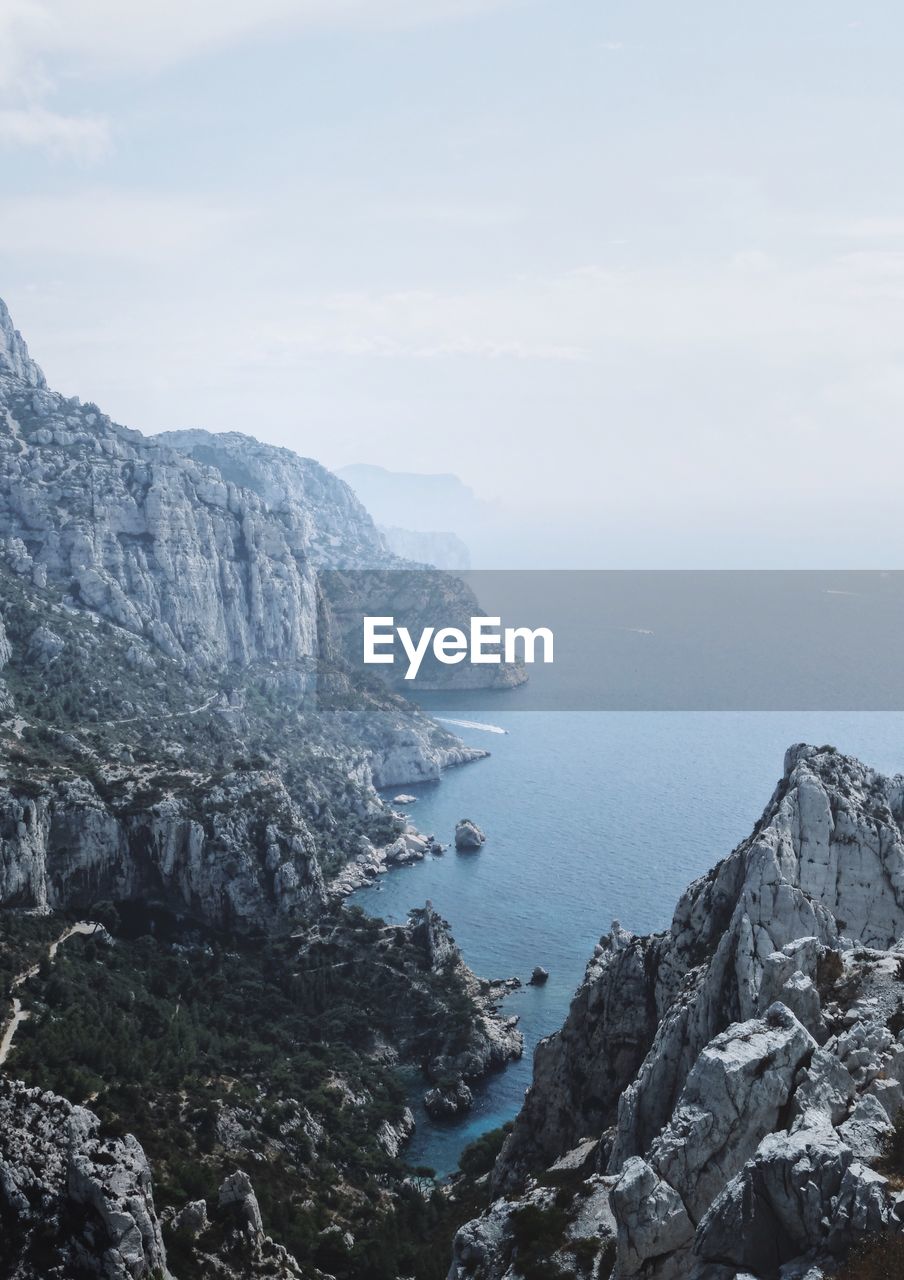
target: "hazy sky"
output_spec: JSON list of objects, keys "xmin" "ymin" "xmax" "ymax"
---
[{"xmin": 1, "ymin": 1, "xmax": 902, "ymax": 565}]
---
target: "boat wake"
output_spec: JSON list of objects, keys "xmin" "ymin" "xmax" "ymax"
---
[{"xmin": 438, "ymin": 717, "xmax": 508, "ymax": 735}]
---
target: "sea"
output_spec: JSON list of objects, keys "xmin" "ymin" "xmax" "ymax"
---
[{"xmin": 351, "ymin": 710, "xmax": 904, "ymax": 1176}]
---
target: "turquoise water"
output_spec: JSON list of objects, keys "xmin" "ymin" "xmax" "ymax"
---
[{"xmin": 352, "ymin": 711, "xmax": 904, "ymax": 1176}]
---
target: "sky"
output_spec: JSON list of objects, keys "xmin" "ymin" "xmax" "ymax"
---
[{"xmin": 1, "ymin": 1, "xmax": 902, "ymax": 566}]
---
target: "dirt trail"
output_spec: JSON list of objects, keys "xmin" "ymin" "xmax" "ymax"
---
[
  {"xmin": 0, "ymin": 921, "xmax": 98, "ymax": 1067},
  {"xmin": 102, "ymin": 693, "xmax": 217, "ymax": 727}
]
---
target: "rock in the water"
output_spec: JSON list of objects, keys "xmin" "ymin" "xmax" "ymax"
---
[
  {"xmin": 393, "ymin": 793, "xmax": 417, "ymax": 804},
  {"xmin": 425, "ymin": 1078, "xmax": 473, "ymax": 1118},
  {"xmin": 529, "ymin": 965, "xmax": 550, "ymax": 985},
  {"xmin": 455, "ymin": 819, "xmax": 486, "ymax": 850}
]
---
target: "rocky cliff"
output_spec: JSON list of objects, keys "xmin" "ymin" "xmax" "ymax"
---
[
  {"xmin": 0, "ymin": 295, "xmax": 493, "ymax": 930},
  {"xmin": 0, "ymin": 1077, "xmax": 170, "ymax": 1279},
  {"xmin": 0, "ymin": 299, "xmax": 519, "ymax": 704},
  {"xmin": 0, "ymin": 303, "xmax": 370, "ymax": 671},
  {"xmin": 451, "ymin": 745, "xmax": 904, "ymax": 1280},
  {"xmin": 0, "ymin": 298, "xmax": 521, "ymax": 1280},
  {"xmin": 156, "ymin": 428, "xmax": 395, "ymax": 571}
]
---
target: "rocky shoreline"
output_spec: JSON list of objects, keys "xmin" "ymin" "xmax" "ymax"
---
[
  {"xmin": 450, "ymin": 744, "xmax": 904, "ymax": 1280},
  {"xmin": 328, "ymin": 821, "xmax": 446, "ymax": 896}
]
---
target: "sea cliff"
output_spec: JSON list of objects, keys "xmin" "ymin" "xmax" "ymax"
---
[{"xmin": 451, "ymin": 744, "xmax": 904, "ymax": 1279}]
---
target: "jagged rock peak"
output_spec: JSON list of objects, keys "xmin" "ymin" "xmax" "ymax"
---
[
  {"xmin": 0, "ymin": 296, "xmax": 46, "ymax": 389},
  {"xmin": 0, "ymin": 1076, "xmax": 170, "ymax": 1278},
  {"xmin": 451, "ymin": 745, "xmax": 904, "ymax": 1280}
]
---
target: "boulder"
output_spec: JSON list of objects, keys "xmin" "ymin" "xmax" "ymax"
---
[
  {"xmin": 218, "ymin": 1170, "xmax": 264, "ymax": 1235},
  {"xmin": 425, "ymin": 1078, "xmax": 473, "ymax": 1119},
  {"xmin": 455, "ymin": 819, "xmax": 486, "ymax": 851}
]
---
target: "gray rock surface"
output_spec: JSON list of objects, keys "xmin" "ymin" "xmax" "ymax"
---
[
  {"xmin": 0, "ymin": 1077, "xmax": 170, "ymax": 1278},
  {"xmin": 0, "ymin": 769, "xmax": 326, "ymax": 929},
  {"xmin": 455, "ymin": 745, "xmax": 904, "ymax": 1279},
  {"xmin": 409, "ymin": 904, "xmax": 524, "ymax": 1081},
  {"xmin": 424, "ymin": 1078, "xmax": 473, "ymax": 1119},
  {"xmin": 0, "ymin": 298, "xmax": 45, "ymax": 387},
  {"xmin": 454, "ymin": 818, "xmax": 486, "ymax": 851}
]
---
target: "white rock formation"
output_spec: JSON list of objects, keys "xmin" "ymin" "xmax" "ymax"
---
[
  {"xmin": 0, "ymin": 1077, "xmax": 170, "ymax": 1278},
  {"xmin": 452, "ymin": 746, "xmax": 904, "ymax": 1279},
  {"xmin": 0, "ymin": 298, "xmax": 45, "ymax": 387}
]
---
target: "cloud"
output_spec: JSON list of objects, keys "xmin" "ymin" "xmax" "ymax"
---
[
  {"xmin": 0, "ymin": 0, "xmax": 516, "ymax": 80},
  {"xmin": 833, "ymin": 217, "xmax": 904, "ymax": 240},
  {"xmin": 0, "ymin": 106, "xmax": 109, "ymax": 159},
  {"xmin": 0, "ymin": 0, "xmax": 513, "ymax": 160},
  {"xmin": 0, "ymin": 191, "xmax": 244, "ymax": 262},
  {"xmin": 368, "ymin": 198, "xmax": 525, "ymax": 229}
]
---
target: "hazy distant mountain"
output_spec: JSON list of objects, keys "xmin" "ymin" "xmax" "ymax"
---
[
  {"xmin": 379, "ymin": 524, "xmax": 471, "ymax": 570},
  {"xmin": 336, "ymin": 463, "xmax": 483, "ymax": 533},
  {"xmin": 337, "ymin": 462, "xmax": 488, "ymax": 569}
]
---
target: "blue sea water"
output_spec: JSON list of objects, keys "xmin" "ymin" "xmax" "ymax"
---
[{"xmin": 351, "ymin": 711, "xmax": 904, "ymax": 1176}]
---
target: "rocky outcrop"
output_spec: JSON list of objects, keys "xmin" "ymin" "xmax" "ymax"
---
[
  {"xmin": 156, "ymin": 427, "xmax": 393, "ymax": 571},
  {"xmin": 0, "ymin": 303, "xmax": 498, "ymax": 692},
  {"xmin": 408, "ymin": 904, "xmax": 523, "ymax": 1083},
  {"xmin": 368, "ymin": 735, "xmax": 489, "ymax": 788},
  {"xmin": 0, "ymin": 769, "xmax": 325, "ymax": 929},
  {"xmin": 377, "ymin": 1107, "xmax": 416, "ymax": 1158},
  {"xmin": 0, "ymin": 379, "xmax": 327, "ymax": 671},
  {"xmin": 611, "ymin": 1001, "xmax": 819, "ymax": 1277},
  {"xmin": 453, "ymin": 746, "xmax": 904, "ymax": 1279},
  {"xmin": 0, "ymin": 1077, "xmax": 169, "ymax": 1278},
  {"xmin": 455, "ymin": 819, "xmax": 486, "ymax": 851},
  {"xmin": 425, "ymin": 1078, "xmax": 474, "ymax": 1119},
  {"xmin": 0, "ymin": 310, "xmax": 419, "ymax": 676},
  {"xmin": 329, "ymin": 825, "xmax": 445, "ymax": 895},
  {"xmin": 163, "ymin": 1169, "xmax": 311, "ymax": 1279},
  {"xmin": 0, "ymin": 298, "xmax": 45, "ymax": 388}
]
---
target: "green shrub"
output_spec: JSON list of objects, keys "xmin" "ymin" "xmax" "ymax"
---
[{"xmin": 458, "ymin": 1122, "xmax": 513, "ymax": 1177}]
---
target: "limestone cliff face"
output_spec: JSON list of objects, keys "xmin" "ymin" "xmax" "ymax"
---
[
  {"xmin": 452, "ymin": 746, "xmax": 904, "ymax": 1280},
  {"xmin": 0, "ymin": 770, "xmax": 326, "ymax": 929},
  {"xmin": 156, "ymin": 428, "xmax": 394, "ymax": 570},
  {"xmin": 0, "ymin": 300, "xmax": 520, "ymax": 701},
  {"xmin": 0, "ymin": 298, "xmax": 45, "ymax": 388},
  {"xmin": 0, "ymin": 297, "xmax": 497, "ymax": 928},
  {"xmin": 0, "ymin": 381, "xmax": 321, "ymax": 670},
  {"xmin": 0, "ymin": 316, "xmax": 400, "ymax": 673}
]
